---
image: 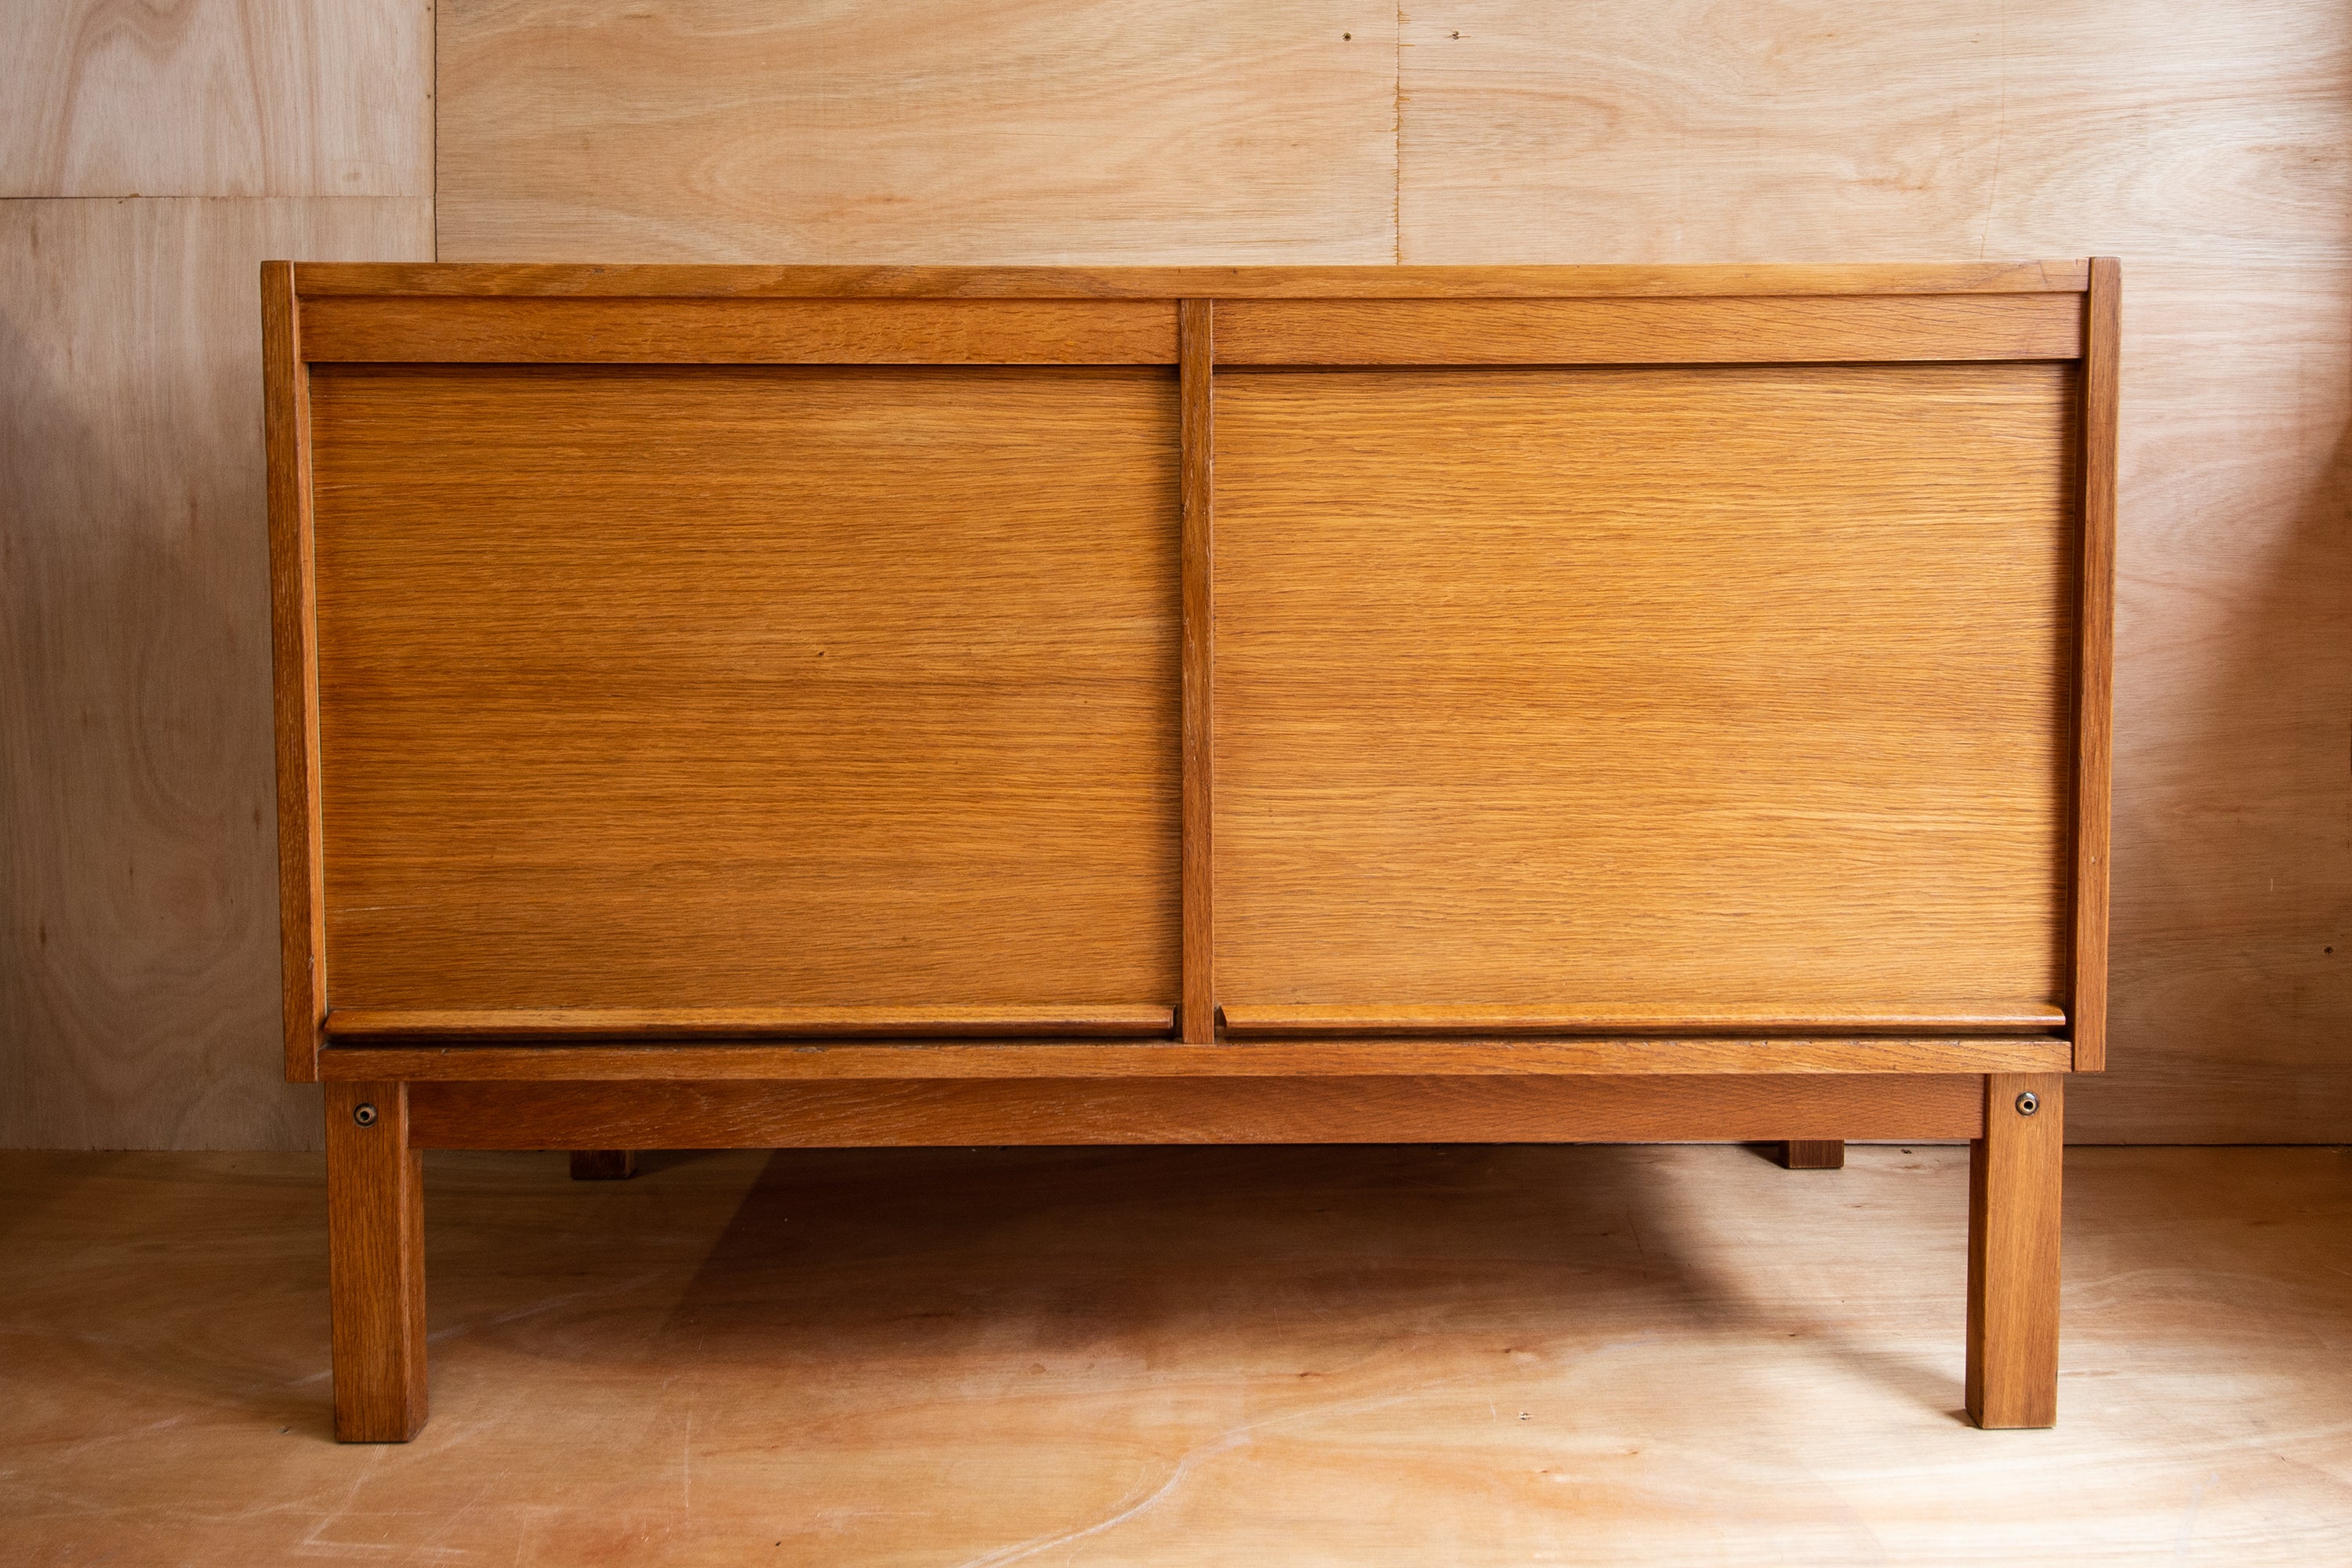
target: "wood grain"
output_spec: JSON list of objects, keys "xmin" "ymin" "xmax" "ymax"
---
[
  {"xmin": 322, "ymin": 1006, "xmax": 1175, "ymax": 1040},
  {"xmin": 0, "ymin": 196, "xmax": 430, "ymax": 1150},
  {"xmin": 323, "ymin": 1080, "xmax": 426, "ymax": 1441},
  {"xmin": 294, "ymin": 260, "xmax": 2091, "ymax": 299},
  {"xmin": 1967, "ymin": 1073, "xmax": 2064, "ymax": 1428},
  {"xmin": 1396, "ymin": 1, "xmax": 2349, "ymax": 269},
  {"xmin": 9, "ymin": 1145, "xmax": 2350, "ymax": 1558},
  {"xmin": 2070, "ymin": 259, "xmax": 2121, "ymax": 1073},
  {"xmin": 1, "ymin": 0, "xmax": 431, "ymax": 198},
  {"xmin": 1213, "ymin": 294, "xmax": 2084, "ymax": 365},
  {"xmin": 307, "ymin": 362, "xmax": 1179, "ymax": 1014},
  {"xmin": 1221, "ymin": 1004, "xmax": 2068, "ymax": 1037},
  {"xmin": 434, "ymin": 0, "xmax": 1398, "ymax": 264},
  {"xmin": 263, "ymin": 261, "xmax": 325, "ymax": 1083},
  {"xmin": 2078, "ymin": 260, "xmax": 2352, "ymax": 1141},
  {"xmin": 296, "ymin": 296, "xmax": 1179, "ymax": 364},
  {"xmin": 402, "ymin": 1075, "xmax": 1988, "ymax": 1149},
  {"xmin": 1179, "ymin": 299, "xmax": 1217, "ymax": 1042},
  {"xmin": 318, "ymin": 1036, "xmax": 2072, "ymax": 1081},
  {"xmin": 1214, "ymin": 362, "xmax": 2078, "ymax": 1015},
  {"xmin": 1779, "ymin": 1140, "xmax": 1846, "ymax": 1170}
]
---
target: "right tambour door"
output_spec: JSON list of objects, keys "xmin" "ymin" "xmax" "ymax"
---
[{"xmin": 1210, "ymin": 361, "xmax": 2081, "ymax": 1025}]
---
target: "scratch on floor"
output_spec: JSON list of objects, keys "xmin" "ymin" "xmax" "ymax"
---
[
  {"xmin": 2172, "ymin": 1468, "xmax": 2219, "ymax": 1563},
  {"xmin": 953, "ymin": 1377, "xmax": 1480, "ymax": 1568},
  {"xmin": 426, "ymin": 1272, "xmax": 666, "ymax": 1345}
]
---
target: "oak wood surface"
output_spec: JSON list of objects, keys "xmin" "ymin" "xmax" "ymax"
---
[
  {"xmin": 317, "ymin": 1036, "xmax": 2072, "ymax": 1081},
  {"xmin": 1220, "ymin": 1004, "xmax": 2068, "ymax": 1037},
  {"xmin": 307, "ymin": 362, "xmax": 1179, "ymax": 1015},
  {"xmin": 10, "ymin": 1145, "xmax": 2349, "ymax": 1559},
  {"xmin": 1211, "ymin": 294, "xmax": 2085, "ymax": 365},
  {"xmin": 1967, "ymin": 1073, "xmax": 2064, "ymax": 1428},
  {"xmin": 401, "ymin": 1074, "xmax": 1988, "ymax": 1149},
  {"xmin": 323, "ymin": 1007, "xmax": 1177, "ymax": 1040},
  {"xmin": 2, "ymin": 0, "xmax": 431, "ymax": 198},
  {"xmin": 263, "ymin": 261, "xmax": 325, "ymax": 1083},
  {"xmin": 1213, "ymin": 361, "xmax": 2078, "ymax": 1015},
  {"xmin": 1, "ymin": 195, "xmax": 430, "ymax": 1149},
  {"xmin": 2069, "ymin": 259, "xmax": 2121, "ymax": 1073},
  {"xmin": 296, "ymin": 296, "xmax": 1179, "ymax": 365},
  {"xmin": 293, "ymin": 260, "xmax": 2092, "ymax": 299},
  {"xmin": 323, "ymin": 1080, "xmax": 426, "ymax": 1441},
  {"xmin": 1179, "ymin": 299, "xmax": 1217, "ymax": 1043}
]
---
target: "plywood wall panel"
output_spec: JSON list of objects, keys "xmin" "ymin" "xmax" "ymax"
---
[
  {"xmin": 2078, "ymin": 261, "xmax": 2352, "ymax": 1142},
  {"xmin": 434, "ymin": 0, "xmax": 1397, "ymax": 263},
  {"xmin": 1, "ymin": 0, "xmax": 434, "ymax": 198},
  {"xmin": 1396, "ymin": 1, "xmax": 2350, "ymax": 267},
  {"xmin": 0, "ymin": 197, "xmax": 434, "ymax": 1149}
]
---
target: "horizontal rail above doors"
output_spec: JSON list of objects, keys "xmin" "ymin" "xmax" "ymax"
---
[
  {"xmin": 294, "ymin": 292, "xmax": 2086, "ymax": 366},
  {"xmin": 322, "ymin": 1006, "xmax": 1177, "ymax": 1041},
  {"xmin": 1212, "ymin": 295, "xmax": 2085, "ymax": 365},
  {"xmin": 402, "ymin": 1073, "xmax": 1991, "ymax": 1148},
  {"xmin": 318, "ymin": 1035, "xmax": 2073, "ymax": 1081},
  {"xmin": 290, "ymin": 260, "xmax": 2090, "ymax": 300},
  {"xmin": 297, "ymin": 297, "xmax": 1179, "ymax": 364},
  {"xmin": 1218, "ymin": 1004, "xmax": 2069, "ymax": 1037}
]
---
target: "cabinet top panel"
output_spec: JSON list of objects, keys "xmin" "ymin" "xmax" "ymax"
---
[{"xmin": 285, "ymin": 260, "xmax": 2094, "ymax": 301}]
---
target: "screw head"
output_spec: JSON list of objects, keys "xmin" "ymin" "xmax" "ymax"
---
[
  {"xmin": 2016, "ymin": 1091, "xmax": 2040, "ymax": 1116},
  {"xmin": 353, "ymin": 1102, "xmax": 379, "ymax": 1127}
]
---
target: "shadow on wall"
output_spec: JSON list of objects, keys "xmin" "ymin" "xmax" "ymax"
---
[
  {"xmin": 2081, "ymin": 265, "xmax": 2352, "ymax": 1142},
  {"xmin": 0, "ymin": 212, "xmax": 307, "ymax": 1152}
]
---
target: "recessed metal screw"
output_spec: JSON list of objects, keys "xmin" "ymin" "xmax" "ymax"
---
[
  {"xmin": 2016, "ymin": 1091, "xmax": 2040, "ymax": 1117},
  {"xmin": 353, "ymin": 1102, "xmax": 379, "ymax": 1127}
]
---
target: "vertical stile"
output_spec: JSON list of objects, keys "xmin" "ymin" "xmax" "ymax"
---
[
  {"xmin": 264, "ymin": 262, "xmax": 328, "ymax": 1081},
  {"xmin": 1179, "ymin": 300, "xmax": 1217, "ymax": 1042},
  {"xmin": 2070, "ymin": 259, "xmax": 2120, "ymax": 1073}
]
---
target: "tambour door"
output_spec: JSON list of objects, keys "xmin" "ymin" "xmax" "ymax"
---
[
  {"xmin": 306, "ymin": 361, "xmax": 1179, "ymax": 1025},
  {"xmin": 1210, "ymin": 360, "xmax": 2080, "ymax": 1032}
]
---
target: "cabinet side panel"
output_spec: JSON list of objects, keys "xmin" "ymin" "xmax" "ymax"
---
[
  {"xmin": 1214, "ymin": 362, "xmax": 2077, "ymax": 1015},
  {"xmin": 264, "ymin": 263, "xmax": 325, "ymax": 1080},
  {"xmin": 309, "ymin": 364, "xmax": 1178, "ymax": 1011}
]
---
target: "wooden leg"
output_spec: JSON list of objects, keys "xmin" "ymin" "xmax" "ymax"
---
[
  {"xmin": 1966, "ymin": 1073, "xmax": 2063, "ymax": 1428},
  {"xmin": 1778, "ymin": 1140, "xmax": 1845, "ymax": 1169},
  {"xmin": 569, "ymin": 1149, "xmax": 637, "ymax": 1180},
  {"xmin": 325, "ymin": 1080, "xmax": 428, "ymax": 1442}
]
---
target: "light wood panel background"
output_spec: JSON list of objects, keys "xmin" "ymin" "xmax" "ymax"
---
[
  {"xmin": 2, "ymin": 1, "xmax": 434, "ymax": 1149},
  {"xmin": 6, "ymin": 0, "xmax": 2344, "ymax": 1144},
  {"xmin": 1, "ymin": 0, "xmax": 433, "ymax": 197}
]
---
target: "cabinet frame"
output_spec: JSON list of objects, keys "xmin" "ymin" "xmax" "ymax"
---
[{"xmin": 265, "ymin": 260, "xmax": 2116, "ymax": 1439}]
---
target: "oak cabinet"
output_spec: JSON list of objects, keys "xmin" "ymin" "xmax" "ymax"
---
[{"xmin": 267, "ymin": 260, "xmax": 2114, "ymax": 1439}]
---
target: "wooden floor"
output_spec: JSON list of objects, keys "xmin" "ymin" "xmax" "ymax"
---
[{"xmin": 4, "ymin": 1144, "xmax": 2348, "ymax": 1564}]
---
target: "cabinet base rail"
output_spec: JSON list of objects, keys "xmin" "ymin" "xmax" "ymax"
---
[{"xmin": 322, "ymin": 1072, "xmax": 2063, "ymax": 1441}]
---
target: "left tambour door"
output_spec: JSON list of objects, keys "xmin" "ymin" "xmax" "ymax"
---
[{"xmin": 306, "ymin": 361, "xmax": 1179, "ymax": 1020}]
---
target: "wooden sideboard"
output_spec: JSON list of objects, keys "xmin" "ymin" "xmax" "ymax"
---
[{"xmin": 263, "ymin": 260, "xmax": 2117, "ymax": 1441}]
